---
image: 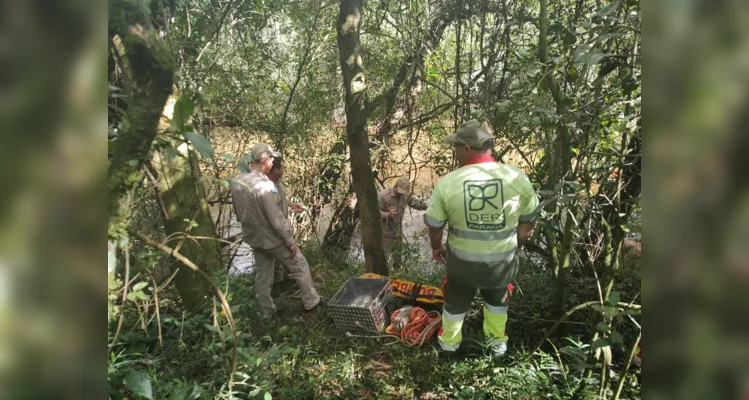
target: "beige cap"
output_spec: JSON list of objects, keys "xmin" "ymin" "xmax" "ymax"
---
[
  {"xmin": 394, "ymin": 176, "xmax": 410, "ymax": 195},
  {"xmin": 250, "ymin": 143, "xmax": 281, "ymax": 161},
  {"xmin": 444, "ymin": 120, "xmax": 494, "ymax": 148}
]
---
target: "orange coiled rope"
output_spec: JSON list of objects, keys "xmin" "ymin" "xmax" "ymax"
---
[{"xmin": 390, "ymin": 307, "xmax": 442, "ymax": 346}]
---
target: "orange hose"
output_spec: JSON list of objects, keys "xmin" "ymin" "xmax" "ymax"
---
[{"xmin": 390, "ymin": 307, "xmax": 442, "ymax": 346}]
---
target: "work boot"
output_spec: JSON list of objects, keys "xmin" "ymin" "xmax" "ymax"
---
[
  {"xmin": 304, "ymin": 295, "xmax": 329, "ymax": 313},
  {"xmin": 490, "ymin": 341, "xmax": 508, "ymax": 359}
]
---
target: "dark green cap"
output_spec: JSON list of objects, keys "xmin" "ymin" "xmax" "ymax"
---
[{"xmin": 444, "ymin": 120, "xmax": 493, "ymax": 148}]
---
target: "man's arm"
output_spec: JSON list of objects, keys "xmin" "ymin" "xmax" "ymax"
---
[
  {"xmin": 378, "ymin": 195, "xmax": 391, "ymax": 218},
  {"xmin": 429, "ymin": 228, "xmax": 446, "ymax": 264},
  {"xmin": 289, "ymin": 201, "xmax": 304, "ymax": 213},
  {"xmin": 517, "ymin": 222, "xmax": 536, "ymax": 247},
  {"xmin": 423, "ymin": 184, "xmax": 447, "ymax": 264}
]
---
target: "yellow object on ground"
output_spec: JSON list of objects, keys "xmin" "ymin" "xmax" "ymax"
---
[{"xmin": 359, "ymin": 273, "xmax": 444, "ymax": 305}]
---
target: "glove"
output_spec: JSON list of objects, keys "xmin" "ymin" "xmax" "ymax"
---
[{"xmin": 393, "ymin": 305, "xmax": 414, "ymax": 331}]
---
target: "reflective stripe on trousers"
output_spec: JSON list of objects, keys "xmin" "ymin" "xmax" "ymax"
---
[
  {"xmin": 483, "ymin": 303, "xmax": 509, "ymax": 343},
  {"xmin": 438, "ymin": 309, "xmax": 465, "ymax": 351}
]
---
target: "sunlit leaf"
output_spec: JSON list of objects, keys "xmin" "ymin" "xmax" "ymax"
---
[
  {"xmin": 172, "ymin": 97, "xmax": 195, "ymax": 132},
  {"xmin": 183, "ymin": 132, "xmax": 215, "ymax": 158},
  {"xmin": 575, "ymin": 51, "xmax": 606, "ymax": 65},
  {"xmin": 591, "ymin": 338, "xmax": 612, "ymax": 352},
  {"xmin": 125, "ymin": 370, "xmax": 153, "ymax": 399}
]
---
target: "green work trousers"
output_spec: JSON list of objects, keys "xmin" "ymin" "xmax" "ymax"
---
[{"xmin": 438, "ymin": 246, "xmax": 518, "ymax": 352}]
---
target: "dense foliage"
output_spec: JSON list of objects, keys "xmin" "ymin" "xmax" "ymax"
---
[{"xmin": 108, "ymin": 0, "xmax": 641, "ymax": 398}]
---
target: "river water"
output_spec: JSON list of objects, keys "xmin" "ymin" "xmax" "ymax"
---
[{"xmin": 215, "ymin": 205, "xmax": 434, "ymax": 275}]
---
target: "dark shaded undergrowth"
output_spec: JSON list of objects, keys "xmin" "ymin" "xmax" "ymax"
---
[{"xmin": 108, "ymin": 243, "xmax": 641, "ymax": 399}]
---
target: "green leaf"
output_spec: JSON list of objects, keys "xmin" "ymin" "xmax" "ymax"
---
[
  {"xmin": 607, "ymin": 291, "xmax": 621, "ymax": 306},
  {"xmin": 125, "ymin": 370, "xmax": 153, "ymax": 399},
  {"xmin": 168, "ymin": 384, "xmax": 199, "ymax": 400},
  {"xmin": 538, "ymin": 190, "xmax": 555, "ymax": 197},
  {"xmin": 592, "ymin": 304, "xmax": 619, "ymax": 319},
  {"xmin": 610, "ymin": 331, "xmax": 624, "ymax": 346},
  {"xmin": 495, "ymin": 99, "xmax": 512, "ymax": 110},
  {"xmin": 163, "ymin": 147, "xmax": 180, "ymax": 161},
  {"xmin": 204, "ymin": 324, "xmax": 220, "ymax": 333},
  {"xmin": 172, "ymin": 97, "xmax": 195, "ymax": 132},
  {"xmin": 559, "ymin": 346, "xmax": 586, "ymax": 358},
  {"xmin": 265, "ymin": 391, "xmax": 273, "ymax": 400},
  {"xmin": 595, "ymin": 322, "xmax": 610, "ymax": 333},
  {"xmin": 593, "ymin": 0, "xmax": 621, "ymax": 19},
  {"xmin": 183, "ymin": 132, "xmax": 214, "ymax": 158},
  {"xmin": 591, "ymin": 338, "xmax": 612, "ymax": 352},
  {"xmin": 135, "ymin": 291, "xmax": 150, "ymax": 301},
  {"xmin": 221, "ymin": 153, "xmax": 235, "ymax": 162},
  {"xmin": 256, "ymin": 357, "xmax": 263, "ymax": 366},
  {"xmin": 626, "ymin": 222, "xmax": 641, "ymax": 233},
  {"xmin": 132, "ymin": 282, "xmax": 149, "ymax": 292},
  {"xmin": 559, "ymin": 194, "xmax": 577, "ymax": 204},
  {"xmin": 575, "ymin": 51, "xmax": 606, "ymax": 65}
]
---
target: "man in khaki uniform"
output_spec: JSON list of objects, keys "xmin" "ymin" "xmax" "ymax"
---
[
  {"xmin": 230, "ymin": 144, "xmax": 321, "ymax": 316},
  {"xmin": 378, "ymin": 176, "xmax": 428, "ymax": 268},
  {"xmin": 266, "ymin": 157, "xmax": 304, "ymax": 284}
]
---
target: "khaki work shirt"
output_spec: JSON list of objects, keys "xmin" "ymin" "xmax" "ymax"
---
[
  {"xmin": 378, "ymin": 187, "xmax": 428, "ymax": 238},
  {"xmin": 230, "ymin": 169, "xmax": 294, "ymax": 249}
]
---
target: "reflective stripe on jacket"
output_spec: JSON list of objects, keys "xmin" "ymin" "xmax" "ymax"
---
[{"xmin": 424, "ymin": 161, "xmax": 539, "ymax": 266}]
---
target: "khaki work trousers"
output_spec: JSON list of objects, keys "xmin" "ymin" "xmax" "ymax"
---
[
  {"xmin": 252, "ymin": 245, "xmax": 320, "ymax": 316},
  {"xmin": 274, "ymin": 260, "xmax": 289, "ymax": 283}
]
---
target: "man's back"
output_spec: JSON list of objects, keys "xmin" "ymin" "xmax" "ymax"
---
[
  {"xmin": 231, "ymin": 170, "xmax": 290, "ymax": 249},
  {"xmin": 425, "ymin": 161, "xmax": 538, "ymax": 264}
]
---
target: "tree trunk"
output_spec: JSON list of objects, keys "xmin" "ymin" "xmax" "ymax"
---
[
  {"xmin": 108, "ymin": 2, "xmax": 175, "ymax": 240},
  {"xmin": 337, "ymin": 0, "xmax": 388, "ymax": 275},
  {"xmin": 152, "ymin": 141, "xmax": 221, "ymax": 310},
  {"xmin": 539, "ymin": 0, "xmax": 576, "ymax": 320}
]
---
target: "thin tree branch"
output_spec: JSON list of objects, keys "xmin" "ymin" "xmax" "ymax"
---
[
  {"xmin": 143, "ymin": 164, "xmax": 170, "ymax": 220},
  {"xmin": 131, "ymin": 230, "xmax": 240, "ymax": 388},
  {"xmin": 195, "ymin": 0, "xmax": 236, "ymax": 64},
  {"xmin": 151, "ymin": 275, "xmax": 163, "ymax": 349},
  {"xmin": 527, "ymin": 300, "xmax": 641, "ymax": 359}
]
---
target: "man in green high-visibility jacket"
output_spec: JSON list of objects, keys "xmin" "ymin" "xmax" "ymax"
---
[{"xmin": 424, "ymin": 120, "xmax": 539, "ymax": 357}]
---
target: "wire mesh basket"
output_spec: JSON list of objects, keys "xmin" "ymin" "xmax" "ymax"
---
[{"xmin": 327, "ymin": 277, "xmax": 396, "ymax": 335}]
